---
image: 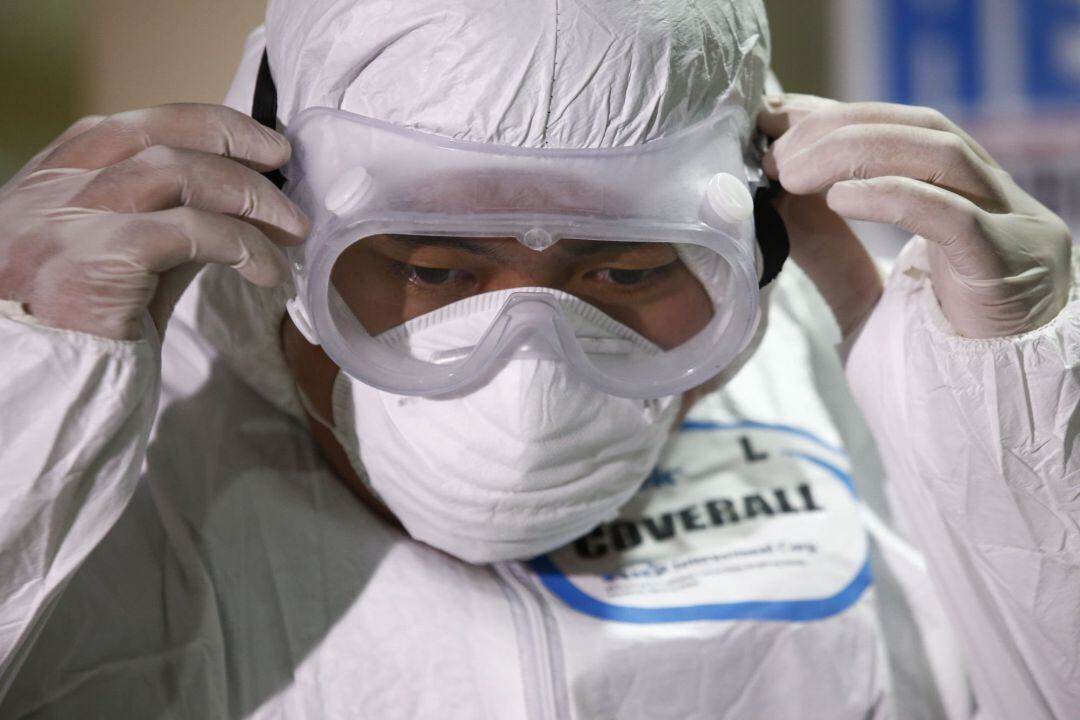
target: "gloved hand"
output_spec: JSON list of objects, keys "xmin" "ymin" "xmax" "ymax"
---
[
  {"xmin": 758, "ymin": 93, "xmax": 1073, "ymax": 339},
  {"xmin": 0, "ymin": 104, "xmax": 309, "ymax": 341}
]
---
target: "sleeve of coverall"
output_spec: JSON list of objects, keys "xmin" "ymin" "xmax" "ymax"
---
[
  {"xmin": 844, "ymin": 236, "xmax": 1080, "ymax": 720},
  {"xmin": 0, "ymin": 301, "xmax": 160, "ymax": 698}
]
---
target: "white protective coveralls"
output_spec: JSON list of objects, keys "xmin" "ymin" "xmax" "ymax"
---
[{"xmin": 1, "ymin": 1, "xmax": 1079, "ymax": 718}]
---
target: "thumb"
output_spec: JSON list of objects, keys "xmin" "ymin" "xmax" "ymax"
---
[{"xmin": 148, "ymin": 262, "xmax": 205, "ymax": 338}]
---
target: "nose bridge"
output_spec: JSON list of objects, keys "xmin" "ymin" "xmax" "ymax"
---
[
  {"xmin": 500, "ymin": 291, "xmax": 563, "ymax": 324},
  {"xmin": 494, "ymin": 292, "xmax": 568, "ymax": 361}
]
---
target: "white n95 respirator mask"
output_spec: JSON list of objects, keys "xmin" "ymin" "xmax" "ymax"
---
[{"xmin": 301, "ymin": 288, "xmax": 681, "ymax": 564}]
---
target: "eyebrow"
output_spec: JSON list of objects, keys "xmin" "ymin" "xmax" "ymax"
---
[
  {"xmin": 560, "ymin": 240, "xmax": 654, "ymax": 256},
  {"xmin": 384, "ymin": 234, "xmax": 656, "ymax": 258},
  {"xmin": 384, "ymin": 234, "xmax": 503, "ymax": 258}
]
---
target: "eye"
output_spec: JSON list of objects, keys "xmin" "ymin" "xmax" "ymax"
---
[
  {"xmin": 591, "ymin": 262, "xmax": 676, "ymax": 287},
  {"xmin": 397, "ymin": 263, "xmax": 473, "ymax": 287},
  {"xmin": 605, "ymin": 268, "xmax": 654, "ymax": 286}
]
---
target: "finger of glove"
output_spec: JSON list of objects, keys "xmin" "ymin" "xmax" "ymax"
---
[
  {"xmin": 148, "ymin": 262, "xmax": 205, "ymax": 337},
  {"xmin": 778, "ymin": 124, "xmax": 1007, "ymax": 212},
  {"xmin": 73, "ymin": 146, "xmax": 308, "ymax": 245},
  {"xmin": 826, "ymin": 176, "xmax": 994, "ymax": 277},
  {"xmin": 759, "ymin": 95, "xmax": 842, "ymax": 180},
  {"xmin": 37, "ymin": 103, "xmax": 290, "ymax": 173},
  {"xmin": 770, "ymin": 101, "xmax": 998, "ymax": 171},
  {"xmin": 7, "ymin": 116, "xmax": 106, "ymax": 186},
  {"xmin": 757, "ymin": 93, "xmax": 840, "ymax": 140},
  {"xmin": 134, "ymin": 206, "xmax": 291, "ymax": 287}
]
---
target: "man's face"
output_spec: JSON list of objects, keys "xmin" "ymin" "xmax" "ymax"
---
[
  {"xmin": 331, "ymin": 234, "xmax": 713, "ymax": 346},
  {"xmin": 283, "ymin": 235, "xmax": 718, "ymax": 514}
]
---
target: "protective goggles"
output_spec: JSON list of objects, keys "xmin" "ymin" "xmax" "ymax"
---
[{"xmin": 252, "ymin": 53, "xmax": 788, "ymax": 400}]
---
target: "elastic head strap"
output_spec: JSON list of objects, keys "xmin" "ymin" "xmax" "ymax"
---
[
  {"xmin": 754, "ymin": 184, "xmax": 789, "ymax": 288},
  {"xmin": 253, "ymin": 49, "xmax": 286, "ymax": 189}
]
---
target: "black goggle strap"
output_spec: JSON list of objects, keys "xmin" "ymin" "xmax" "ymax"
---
[
  {"xmin": 253, "ymin": 49, "xmax": 286, "ymax": 190},
  {"xmin": 753, "ymin": 182, "xmax": 789, "ymax": 289}
]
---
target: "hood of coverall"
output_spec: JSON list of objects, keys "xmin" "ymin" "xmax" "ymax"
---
[
  {"xmin": 264, "ymin": 0, "xmax": 770, "ymax": 145},
  {"xmin": 196, "ymin": 0, "xmax": 773, "ymax": 420}
]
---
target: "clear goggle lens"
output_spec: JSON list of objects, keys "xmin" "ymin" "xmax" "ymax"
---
[
  {"xmin": 283, "ymin": 106, "xmax": 764, "ymax": 399},
  {"xmin": 314, "ymin": 232, "xmax": 754, "ymax": 398}
]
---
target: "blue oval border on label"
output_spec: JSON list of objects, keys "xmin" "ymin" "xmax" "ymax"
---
[{"xmin": 529, "ymin": 420, "xmax": 873, "ymax": 624}]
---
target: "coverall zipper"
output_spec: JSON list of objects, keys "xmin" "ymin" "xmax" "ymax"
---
[{"xmin": 494, "ymin": 562, "xmax": 570, "ymax": 720}]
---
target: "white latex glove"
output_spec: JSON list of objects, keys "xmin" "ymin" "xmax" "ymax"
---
[
  {"xmin": 0, "ymin": 104, "xmax": 309, "ymax": 341},
  {"xmin": 759, "ymin": 94, "xmax": 1073, "ymax": 339}
]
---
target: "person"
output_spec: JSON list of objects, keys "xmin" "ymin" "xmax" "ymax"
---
[{"xmin": 0, "ymin": 0, "xmax": 1076, "ymax": 717}]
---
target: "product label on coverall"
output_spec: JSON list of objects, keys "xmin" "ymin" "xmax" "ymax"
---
[{"xmin": 530, "ymin": 420, "xmax": 871, "ymax": 623}]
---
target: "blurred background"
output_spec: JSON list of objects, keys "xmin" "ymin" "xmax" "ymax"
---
[{"xmin": 2, "ymin": 0, "xmax": 1078, "ymax": 232}]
